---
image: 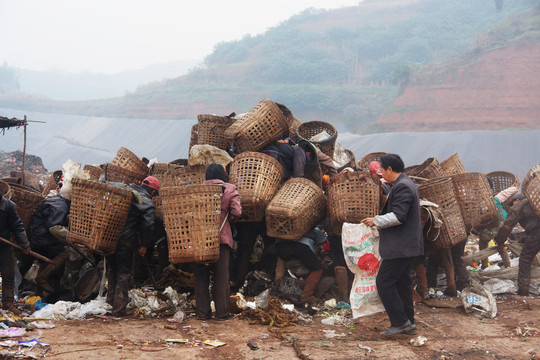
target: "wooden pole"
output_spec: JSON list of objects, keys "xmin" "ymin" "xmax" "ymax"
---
[
  {"xmin": 21, "ymin": 115, "xmax": 27, "ymax": 186},
  {"xmin": 0, "ymin": 236, "xmax": 53, "ymax": 264}
]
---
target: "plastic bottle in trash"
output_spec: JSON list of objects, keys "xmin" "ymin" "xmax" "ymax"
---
[
  {"xmin": 168, "ymin": 310, "xmax": 185, "ymax": 323},
  {"xmin": 254, "ymin": 289, "xmax": 270, "ymax": 310}
]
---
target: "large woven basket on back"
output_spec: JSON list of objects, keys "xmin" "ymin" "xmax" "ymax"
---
[
  {"xmin": 336, "ymin": 149, "xmax": 357, "ymax": 172},
  {"xmin": 83, "ymin": 165, "xmax": 103, "ymax": 180},
  {"xmin": 160, "ymin": 184, "xmax": 223, "ymax": 264},
  {"xmin": 408, "ymin": 157, "xmax": 445, "ymax": 180},
  {"xmin": 189, "ymin": 124, "xmax": 199, "ymax": 151},
  {"xmin": 112, "ymin": 147, "xmax": 149, "ymax": 178},
  {"xmin": 522, "ymin": 164, "xmax": 540, "ymax": 218},
  {"xmin": 418, "ymin": 177, "xmax": 468, "ymax": 253},
  {"xmin": 440, "ymin": 153, "xmax": 466, "ymax": 176},
  {"xmin": 451, "ymin": 172, "xmax": 499, "ymax": 232},
  {"xmin": 357, "ymin": 152, "xmax": 387, "ymax": 171},
  {"xmin": 41, "ymin": 170, "xmax": 63, "ymax": 196},
  {"xmin": 150, "ymin": 163, "xmax": 205, "ymax": 187},
  {"xmin": 0, "ymin": 180, "xmax": 12, "ymax": 199},
  {"xmin": 276, "ymin": 102, "xmax": 302, "ymax": 142},
  {"xmin": 103, "ymin": 163, "xmax": 147, "ymax": 185},
  {"xmin": 8, "ymin": 183, "xmax": 44, "ymax": 230},
  {"xmin": 297, "ymin": 121, "xmax": 338, "ymax": 159},
  {"xmin": 327, "ymin": 171, "xmax": 379, "ymax": 234},
  {"xmin": 67, "ymin": 179, "xmax": 134, "ymax": 255},
  {"xmin": 197, "ymin": 114, "xmax": 236, "ymax": 150},
  {"xmin": 266, "ymin": 178, "xmax": 327, "ymax": 240},
  {"xmin": 229, "ymin": 152, "xmax": 283, "ymax": 222},
  {"xmin": 486, "ymin": 171, "xmax": 521, "ymax": 195},
  {"xmin": 225, "ymin": 99, "xmax": 289, "ymax": 153}
]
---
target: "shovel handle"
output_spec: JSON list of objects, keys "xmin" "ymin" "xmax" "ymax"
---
[{"xmin": 0, "ymin": 236, "xmax": 53, "ymax": 264}]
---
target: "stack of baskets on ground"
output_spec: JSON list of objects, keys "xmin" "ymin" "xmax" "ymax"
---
[
  {"xmin": 67, "ymin": 178, "xmax": 134, "ymax": 255},
  {"xmin": 522, "ymin": 163, "xmax": 540, "ymax": 218},
  {"xmin": 327, "ymin": 171, "xmax": 380, "ymax": 234},
  {"xmin": 418, "ymin": 177, "xmax": 468, "ymax": 253},
  {"xmin": 266, "ymin": 178, "xmax": 326, "ymax": 241},
  {"xmin": 160, "ymin": 184, "xmax": 223, "ymax": 264},
  {"xmin": 228, "ymin": 152, "xmax": 283, "ymax": 222}
]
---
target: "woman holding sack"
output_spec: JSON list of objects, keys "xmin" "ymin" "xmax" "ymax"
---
[{"xmin": 194, "ymin": 163, "xmax": 242, "ymax": 320}]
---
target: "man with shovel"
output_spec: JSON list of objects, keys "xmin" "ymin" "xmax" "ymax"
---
[{"xmin": 0, "ymin": 190, "xmax": 30, "ymax": 315}]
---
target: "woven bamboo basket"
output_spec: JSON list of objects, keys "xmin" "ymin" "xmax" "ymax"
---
[
  {"xmin": 196, "ymin": 114, "xmax": 236, "ymax": 150},
  {"xmin": 170, "ymin": 159, "xmax": 189, "ymax": 166},
  {"xmin": 276, "ymin": 102, "xmax": 302, "ymax": 142},
  {"xmin": 336, "ymin": 149, "xmax": 357, "ymax": 172},
  {"xmin": 297, "ymin": 121, "xmax": 338, "ymax": 159},
  {"xmin": 357, "ymin": 152, "xmax": 388, "ymax": 171},
  {"xmin": 160, "ymin": 184, "xmax": 223, "ymax": 264},
  {"xmin": 0, "ymin": 180, "xmax": 12, "ymax": 199},
  {"xmin": 224, "ymin": 99, "xmax": 289, "ymax": 153},
  {"xmin": 522, "ymin": 164, "xmax": 540, "ymax": 218},
  {"xmin": 189, "ymin": 124, "xmax": 199, "ymax": 152},
  {"xmin": 67, "ymin": 179, "xmax": 133, "ymax": 255},
  {"xmin": 83, "ymin": 165, "xmax": 103, "ymax": 180},
  {"xmin": 409, "ymin": 157, "xmax": 445, "ymax": 180},
  {"xmin": 103, "ymin": 163, "xmax": 147, "ymax": 185},
  {"xmin": 8, "ymin": 183, "xmax": 44, "ymax": 230},
  {"xmin": 229, "ymin": 152, "xmax": 283, "ymax": 222},
  {"xmin": 41, "ymin": 170, "xmax": 63, "ymax": 196},
  {"xmin": 172, "ymin": 165, "xmax": 206, "ymax": 186},
  {"xmin": 440, "ymin": 153, "xmax": 466, "ymax": 176},
  {"xmin": 486, "ymin": 171, "xmax": 521, "ymax": 195},
  {"xmin": 111, "ymin": 147, "xmax": 149, "ymax": 177},
  {"xmin": 327, "ymin": 171, "xmax": 380, "ymax": 234},
  {"xmin": 266, "ymin": 178, "xmax": 327, "ymax": 240},
  {"xmin": 151, "ymin": 163, "xmax": 182, "ymax": 187},
  {"xmin": 418, "ymin": 177, "xmax": 468, "ymax": 253},
  {"xmin": 451, "ymin": 172, "xmax": 499, "ymax": 232}
]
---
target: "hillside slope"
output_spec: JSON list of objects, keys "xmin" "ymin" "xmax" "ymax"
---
[{"xmin": 376, "ymin": 43, "xmax": 540, "ymax": 131}]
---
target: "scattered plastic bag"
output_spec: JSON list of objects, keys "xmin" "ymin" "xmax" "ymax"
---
[
  {"xmin": 341, "ymin": 223, "xmax": 384, "ymax": 319},
  {"xmin": 461, "ymin": 282, "xmax": 497, "ymax": 318},
  {"xmin": 168, "ymin": 310, "xmax": 185, "ymax": 323},
  {"xmin": 30, "ymin": 297, "xmax": 111, "ymax": 320},
  {"xmin": 483, "ymin": 278, "xmax": 516, "ymax": 294},
  {"xmin": 0, "ymin": 328, "xmax": 26, "ymax": 338}
]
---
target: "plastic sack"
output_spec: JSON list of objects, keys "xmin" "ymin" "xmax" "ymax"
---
[
  {"xmin": 461, "ymin": 282, "xmax": 497, "ymax": 318},
  {"xmin": 341, "ymin": 223, "xmax": 384, "ymax": 319},
  {"xmin": 188, "ymin": 144, "xmax": 233, "ymax": 168},
  {"xmin": 59, "ymin": 159, "xmax": 89, "ymax": 200},
  {"xmin": 30, "ymin": 297, "xmax": 111, "ymax": 320},
  {"xmin": 483, "ymin": 278, "xmax": 516, "ymax": 294}
]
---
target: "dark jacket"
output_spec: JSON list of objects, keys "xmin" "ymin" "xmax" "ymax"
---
[
  {"xmin": 378, "ymin": 173, "xmax": 423, "ymax": 260},
  {"xmin": 504, "ymin": 199, "xmax": 540, "ymax": 236},
  {"xmin": 117, "ymin": 183, "xmax": 156, "ymax": 250},
  {"xmin": 261, "ymin": 141, "xmax": 306, "ymax": 179},
  {"xmin": 28, "ymin": 194, "xmax": 69, "ymax": 249},
  {"xmin": 0, "ymin": 196, "xmax": 29, "ymax": 249}
]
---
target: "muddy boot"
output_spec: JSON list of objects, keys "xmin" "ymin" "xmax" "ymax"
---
[
  {"xmin": 2, "ymin": 302, "xmax": 23, "ymax": 316},
  {"xmin": 35, "ymin": 250, "xmax": 69, "ymax": 294},
  {"xmin": 334, "ymin": 266, "xmax": 349, "ymax": 302},
  {"xmin": 300, "ymin": 269, "xmax": 323, "ymax": 304}
]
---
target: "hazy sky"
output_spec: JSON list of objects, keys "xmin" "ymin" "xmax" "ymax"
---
[{"xmin": 2, "ymin": 0, "xmax": 360, "ymax": 74}]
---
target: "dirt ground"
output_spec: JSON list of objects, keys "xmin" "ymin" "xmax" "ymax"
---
[{"xmin": 10, "ymin": 294, "xmax": 538, "ymax": 360}]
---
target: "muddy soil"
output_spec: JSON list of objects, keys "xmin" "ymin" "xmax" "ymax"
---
[{"xmin": 23, "ymin": 294, "xmax": 540, "ymax": 360}]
